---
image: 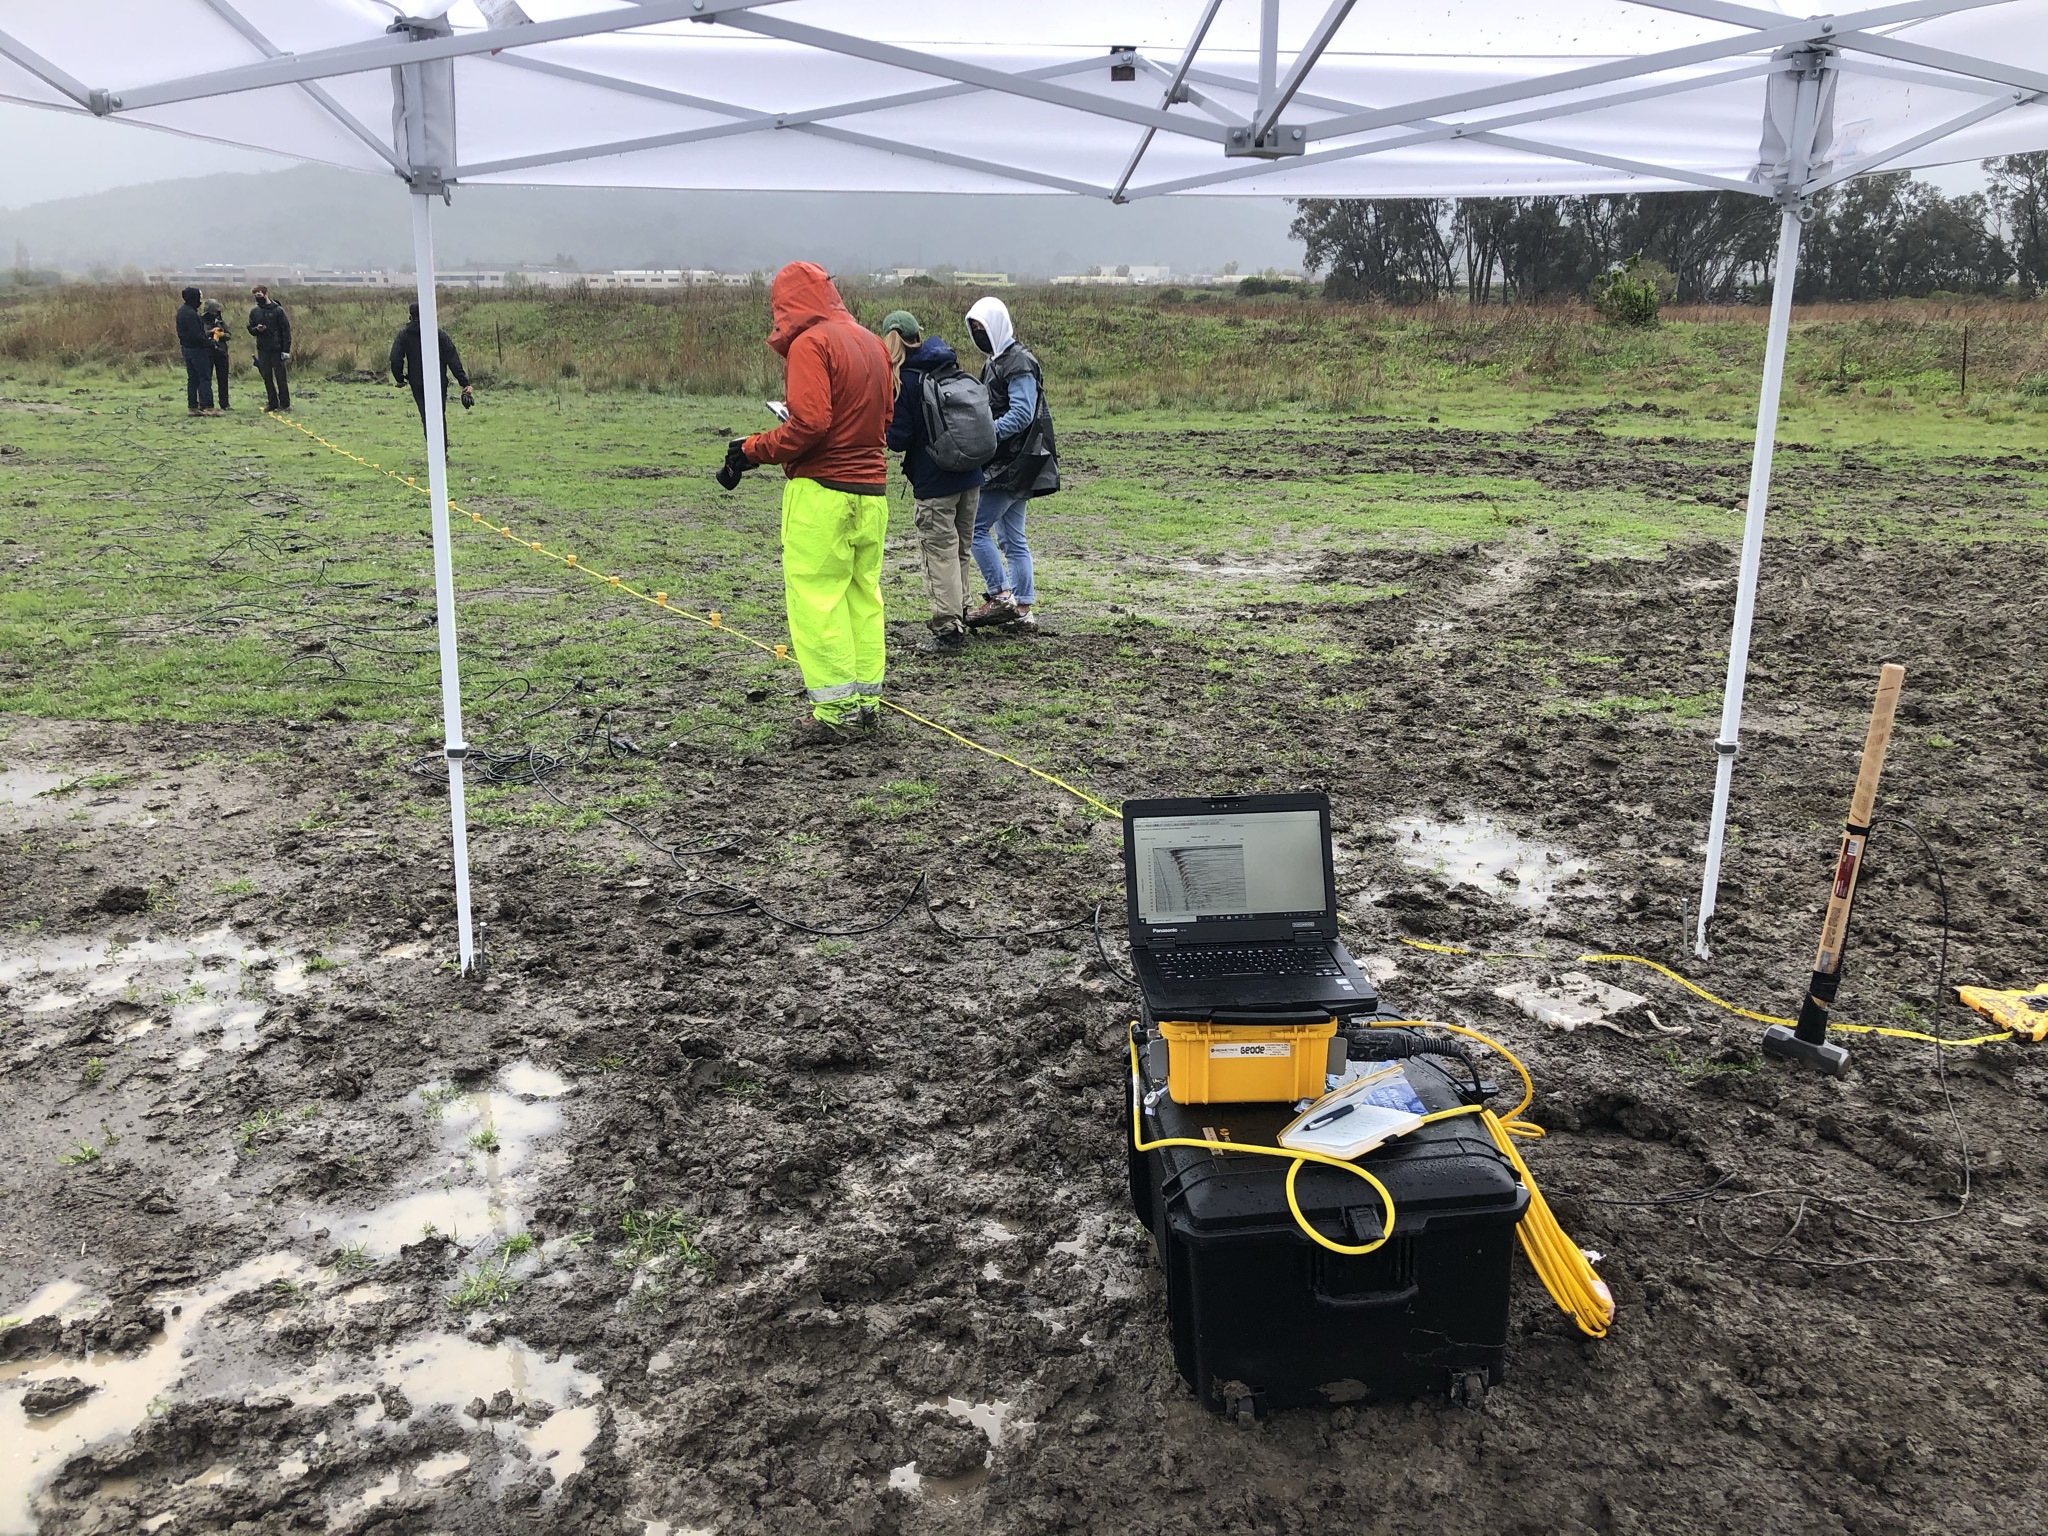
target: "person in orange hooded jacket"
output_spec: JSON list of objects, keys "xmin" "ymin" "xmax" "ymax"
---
[{"xmin": 720, "ymin": 262, "xmax": 894, "ymax": 742}]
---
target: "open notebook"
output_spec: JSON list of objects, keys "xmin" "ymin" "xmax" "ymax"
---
[{"xmin": 1277, "ymin": 1063, "xmax": 1427, "ymax": 1161}]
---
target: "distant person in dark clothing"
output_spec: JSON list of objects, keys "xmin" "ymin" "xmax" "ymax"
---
[
  {"xmin": 389, "ymin": 302, "xmax": 472, "ymax": 438},
  {"xmin": 174, "ymin": 287, "xmax": 217, "ymax": 415},
  {"xmin": 201, "ymin": 299, "xmax": 232, "ymax": 410},
  {"xmin": 247, "ymin": 285, "xmax": 292, "ymax": 411}
]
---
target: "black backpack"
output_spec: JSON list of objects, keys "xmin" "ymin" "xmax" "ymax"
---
[{"xmin": 917, "ymin": 361, "xmax": 997, "ymax": 473}]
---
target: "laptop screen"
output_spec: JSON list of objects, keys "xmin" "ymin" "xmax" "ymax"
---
[{"xmin": 1129, "ymin": 808, "xmax": 1327, "ymax": 926}]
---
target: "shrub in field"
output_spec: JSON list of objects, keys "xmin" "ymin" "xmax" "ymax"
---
[{"xmin": 1591, "ymin": 254, "xmax": 1674, "ymax": 327}]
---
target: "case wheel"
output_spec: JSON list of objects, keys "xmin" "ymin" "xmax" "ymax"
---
[
  {"xmin": 1218, "ymin": 1383, "xmax": 1265, "ymax": 1423},
  {"xmin": 1451, "ymin": 1369, "xmax": 1489, "ymax": 1411}
]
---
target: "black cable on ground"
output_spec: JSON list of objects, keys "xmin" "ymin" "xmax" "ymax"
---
[
  {"xmin": 1601, "ymin": 811, "xmax": 1977, "ymax": 1269},
  {"xmin": 1574, "ymin": 1173, "xmax": 1739, "ymax": 1208},
  {"xmin": 1093, "ymin": 903, "xmax": 1138, "ymax": 989}
]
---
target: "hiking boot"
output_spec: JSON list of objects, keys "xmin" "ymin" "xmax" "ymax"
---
[
  {"xmin": 916, "ymin": 629, "xmax": 968, "ymax": 655},
  {"xmin": 793, "ymin": 715, "xmax": 856, "ymax": 748},
  {"xmin": 1012, "ymin": 607, "xmax": 1038, "ymax": 628},
  {"xmin": 857, "ymin": 704, "xmax": 882, "ymax": 732},
  {"xmin": 964, "ymin": 593, "xmax": 1019, "ymax": 628}
]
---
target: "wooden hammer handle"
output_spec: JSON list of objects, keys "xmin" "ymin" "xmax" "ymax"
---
[
  {"xmin": 1810, "ymin": 663, "xmax": 1905, "ymax": 977},
  {"xmin": 1847, "ymin": 663, "xmax": 1906, "ymax": 830}
]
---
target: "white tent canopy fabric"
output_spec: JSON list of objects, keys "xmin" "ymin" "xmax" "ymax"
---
[
  {"xmin": 5, "ymin": 2, "xmax": 2048, "ymax": 198},
  {"xmin": 5, "ymin": 0, "xmax": 2045, "ymax": 969}
]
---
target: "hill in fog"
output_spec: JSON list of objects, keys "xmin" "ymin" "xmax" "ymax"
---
[{"xmin": 0, "ymin": 163, "xmax": 1303, "ymax": 280}]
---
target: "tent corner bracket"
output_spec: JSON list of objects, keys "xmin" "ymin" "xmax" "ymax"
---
[{"xmin": 1225, "ymin": 124, "xmax": 1305, "ymax": 158}]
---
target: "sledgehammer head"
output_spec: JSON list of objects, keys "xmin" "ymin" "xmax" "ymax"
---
[{"xmin": 1761, "ymin": 1024, "xmax": 1850, "ymax": 1077}]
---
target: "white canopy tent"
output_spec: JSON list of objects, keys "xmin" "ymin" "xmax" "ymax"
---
[{"xmin": 5, "ymin": 1, "xmax": 2044, "ymax": 971}]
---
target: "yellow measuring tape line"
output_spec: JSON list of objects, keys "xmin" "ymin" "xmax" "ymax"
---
[
  {"xmin": 1395, "ymin": 936, "xmax": 2014, "ymax": 1047},
  {"xmin": 264, "ymin": 411, "xmax": 1117, "ymax": 818}
]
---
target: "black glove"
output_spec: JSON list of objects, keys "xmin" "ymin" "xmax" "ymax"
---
[
  {"xmin": 715, "ymin": 437, "xmax": 754, "ymax": 491},
  {"xmin": 460, "ymin": 387, "xmax": 474, "ymax": 411}
]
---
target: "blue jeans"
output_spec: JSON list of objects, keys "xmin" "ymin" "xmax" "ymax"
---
[
  {"xmin": 972, "ymin": 486, "xmax": 1034, "ymax": 604},
  {"xmin": 181, "ymin": 346, "xmax": 215, "ymax": 410}
]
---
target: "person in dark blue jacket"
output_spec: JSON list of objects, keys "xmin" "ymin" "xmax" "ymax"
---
[
  {"xmin": 173, "ymin": 288, "xmax": 217, "ymax": 415},
  {"xmin": 882, "ymin": 310, "xmax": 983, "ymax": 656}
]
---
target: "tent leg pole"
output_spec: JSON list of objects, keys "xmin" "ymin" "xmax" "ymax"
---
[
  {"xmin": 1258, "ymin": 0, "xmax": 1279, "ymax": 113},
  {"xmin": 1695, "ymin": 203, "xmax": 1804, "ymax": 960},
  {"xmin": 411, "ymin": 190, "xmax": 477, "ymax": 977}
]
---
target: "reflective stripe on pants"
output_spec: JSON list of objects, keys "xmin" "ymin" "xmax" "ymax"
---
[{"xmin": 780, "ymin": 478, "xmax": 887, "ymax": 723}]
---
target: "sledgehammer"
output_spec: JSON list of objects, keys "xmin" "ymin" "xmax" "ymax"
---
[{"xmin": 1762, "ymin": 663, "xmax": 1905, "ymax": 1076}]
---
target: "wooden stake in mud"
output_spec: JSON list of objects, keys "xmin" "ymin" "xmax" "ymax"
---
[{"xmin": 1762, "ymin": 663, "xmax": 1906, "ymax": 1076}]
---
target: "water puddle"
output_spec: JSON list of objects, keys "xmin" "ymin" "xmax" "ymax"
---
[
  {"xmin": 419, "ymin": 1079, "xmax": 563, "ymax": 1172},
  {"xmin": 0, "ymin": 1252, "xmax": 309, "ymax": 1536},
  {"xmin": 1383, "ymin": 813, "xmax": 1589, "ymax": 909},
  {"xmin": 327, "ymin": 1187, "xmax": 503, "ymax": 1258},
  {"xmin": 890, "ymin": 1398, "xmax": 1028, "ymax": 1500},
  {"xmin": 499, "ymin": 1062, "xmax": 571, "ymax": 1100},
  {"xmin": 0, "ymin": 927, "xmax": 341, "ymax": 1068},
  {"xmin": 412, "ymin": 1451, "xmax": 470, "ymax": 1487},
  {"xmin": 1, "ymin": 1280, "xmax": 90, "ymax": 1325},
  {"xmin": 291, "ymin": 1331, "xmax": 603, "ymax": 1492},
  {"xmin": 315, "ymin": 1062, "xmax": 566, "ymax": 1264},
  {"xmin": 0, "ymin": 767, "xmax": 70, "ymax": 807}
]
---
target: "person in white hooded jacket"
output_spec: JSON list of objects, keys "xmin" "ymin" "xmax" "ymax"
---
[{"xmin": 962, "ymin": 296, "xmax": 1060, "ymax": 628}]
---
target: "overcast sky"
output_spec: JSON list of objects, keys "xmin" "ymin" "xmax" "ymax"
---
[{"xmin": 0, "ymin": 99, "xmax": 1992, "ymax": 215}]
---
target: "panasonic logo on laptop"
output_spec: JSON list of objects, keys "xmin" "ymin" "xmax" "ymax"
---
[{"xmin": 1292, "ymin": 921, "xmax": 1315, "ymax": 928}]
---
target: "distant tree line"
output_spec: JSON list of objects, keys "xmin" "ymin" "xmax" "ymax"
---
[{"xmin": 1291, "ymin": 153, "xmax": 2048, "ymax": 304}]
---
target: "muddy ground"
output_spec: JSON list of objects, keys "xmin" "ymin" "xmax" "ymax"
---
[{"xmin": 5, "ymin": 421, "xmax": 2048, "ymax": 1535}]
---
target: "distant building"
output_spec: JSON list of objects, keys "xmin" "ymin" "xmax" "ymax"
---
[
  {"xmin": 951, "ymin": 271, "xmax": 1012, "ymax": 287},
  {"xmin": 1050, "ymin": 264, "xmax": 1175, "ymax": 286}
]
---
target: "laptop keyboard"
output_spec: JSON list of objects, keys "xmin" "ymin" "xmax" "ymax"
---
[{"xmin": 1155, "ymin": 944, "xmax": 1343, "ymax": 981}]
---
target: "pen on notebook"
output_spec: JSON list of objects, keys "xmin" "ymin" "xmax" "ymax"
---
[{"xmin": 1304, "ymin": 1103, "xmax": 1356, "ymax": 1132}]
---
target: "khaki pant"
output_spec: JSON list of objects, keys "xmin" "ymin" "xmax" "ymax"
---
[{"xmin": 914, "ymin": 488, "xmax": 979, "ymax": 633}]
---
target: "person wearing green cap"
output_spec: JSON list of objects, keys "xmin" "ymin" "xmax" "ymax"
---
[{"xmin": 882, "ymin": 309, "xmax": 988, "ymax": 655}]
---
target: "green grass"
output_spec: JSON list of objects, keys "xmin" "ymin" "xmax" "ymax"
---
[
  {"xmin": 1654, "ymin": 1044, "xmax": 1762, "ymax": 1080},
  {"xmin": 448, "ymin": 1255, "xmax": 520, "ymax": 1311},
  {"xmin": 3, "ymin": 318, "xmax": 2043, "ymax": 739},
  {"xmin": 1, "ymin": 295, "xmax": 2044, "ymax": 882},
  {"xmin": 326, "ymin": 1242, "xmax": 375, "ymax": 1276},
  {"xmin": 56, "ymin": 1120, "xmax": 119, "ymax": 1165},
  {"xmin": 614, "ymin": 1209, "xmax": 715, "ymax": 1306},
  {"xmin": 417, "ymin": 1083, "xmax": 465, "ymax": 1118},
  {"xmin": 235, "ymin": 1107, "xmax": 288, "ymax": 1150}
]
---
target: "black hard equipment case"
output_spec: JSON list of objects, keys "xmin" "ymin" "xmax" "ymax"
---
[{"xmin": 1128, "ymin": 1019, "xmax": 1529, "ymax": 1417}]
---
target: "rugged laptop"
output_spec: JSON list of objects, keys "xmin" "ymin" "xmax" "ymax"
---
[{"xmin": 1122, "ymin": 791, "xmax": 1377, "ymax": 1020}]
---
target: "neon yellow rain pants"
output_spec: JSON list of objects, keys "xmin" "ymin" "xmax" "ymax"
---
[{"xmin": 780, "ymin": 477, "xmax": 888, "ymax": 724}]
